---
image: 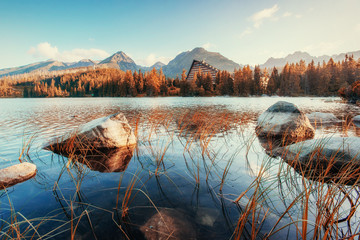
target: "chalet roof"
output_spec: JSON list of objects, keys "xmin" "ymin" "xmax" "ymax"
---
[
  {"xmin": 186, "ymin": 60, "xmax": 220, "ymax": 81},
  {"xmin": 186, "ymin": 59, "xmax": 235, "ymax": 82},
  {"xmin": 189, "ymin": 59, "xmax": 219, "ymax": 73}
]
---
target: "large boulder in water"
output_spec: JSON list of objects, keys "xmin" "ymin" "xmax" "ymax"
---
[
  {"xmin": 256, "ymin": 101, "xmax": 315, "ymax": 146},
  {"xmin": 0, "ymin": 162, "xmax": 37, "ymax": 189},
  {"xmin": 45, "ymin": 113, "xmax": 136, "ymax": 154},
  {"xmin": 273, "ymin": 137, "xmax": 360, "ymax": 184},
  {"xmin": 140, "ymin": 209, "xmax": 196, "ymax": 240}
]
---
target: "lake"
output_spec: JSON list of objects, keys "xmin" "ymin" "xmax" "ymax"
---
[{"xmin": 1, "ymin": 97, "xmax": 360, "ymax": 239}]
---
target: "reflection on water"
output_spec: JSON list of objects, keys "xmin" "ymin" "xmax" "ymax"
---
[
  {"xmin": 81, "ymin": 146, "xmax": 136, "ymax": 173},
  {"xmin": 55, "ymin": 145, "xmax": 136, "ymax": 173},
  {"xmin": 1, "ymin": 97, "xmax": 360, "ymax": 239}
]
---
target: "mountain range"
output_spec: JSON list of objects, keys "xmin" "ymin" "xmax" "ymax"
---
[
  {"xmin": 260, "ymin": 50, "xmax": 360, "ymax": 69},
  {"xmin": 0, "ymin": 59, "xmax": 97, "ymax": 77},
  {"xmin": 1, "ymin": 48, "xmax": 359, "ymax": 79}
]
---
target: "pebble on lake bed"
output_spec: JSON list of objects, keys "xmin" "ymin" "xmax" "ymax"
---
[
  {"xmin": 140, "ymin": 209, "xmax": 196, "ymax": 240},
  {"xmin": 0, "ymin": 162, "xmax": 37, "ymax": 189}
]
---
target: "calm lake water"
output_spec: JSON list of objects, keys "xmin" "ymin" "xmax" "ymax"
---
[{"xmin": 1, "ymin": 97, "xmax": 360, "ymax": 239}]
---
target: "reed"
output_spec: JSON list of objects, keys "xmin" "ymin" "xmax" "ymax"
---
[
  {"xmin": 231, "ymin": 132, "xmax": 360, "ymax": 239},
  {"xmin": 4, "ymin": 107, "xmax": 360, "ymax": 239}
]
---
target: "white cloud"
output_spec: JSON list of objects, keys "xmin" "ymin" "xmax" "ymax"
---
[
  {"xmin": 239, "ymin": 28, "xmax": 253, "ymax": 39},
  {"xmin": 250, "ymin": 4, "xmax": 279, "ymax": 28},
  {"xmin": 283, "ymin": 12, "xmax": 292, "ymax": 17},
  {"xmin": 28, "ymin": 42, "xmax": 109, "ymax": 62},
  {"xmin": 136, "ymin": 53, "xmax": 171, "ymax": 67},
  {"xmin": 28, "ymin": 42, "xmax": 58, "ymax": 59},
  {"xmin": 295, "ymin": 14, "xmax": 302, "ymax": 19},
  {"xmin": 202, "ymin": 42, "xmax": 216, "ymax": 50}
]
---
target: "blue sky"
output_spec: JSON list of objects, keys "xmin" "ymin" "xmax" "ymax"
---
[{"xmin": 1, "ymin": 0, "xmax": 359, "ymax": 68}]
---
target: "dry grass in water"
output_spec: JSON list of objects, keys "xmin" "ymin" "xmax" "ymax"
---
[{"xmin": 4, "ymin": 108, "xmax": 360, "ymax": 239}]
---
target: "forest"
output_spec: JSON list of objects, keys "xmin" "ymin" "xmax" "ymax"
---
[{"xmin": 0, "ymin": 55, "xmax": 359, "ymax": 99}]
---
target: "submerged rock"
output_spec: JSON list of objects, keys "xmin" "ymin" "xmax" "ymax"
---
[
  {"xmin": 45, "ymin": 112, "xmax": 136, "ymax": 154},
  {"xmin": 0, "ymin": 162, "xmax": 37, "ymax": 189},
  {"xmin": 140, "ymin": 209, "xmax": 196, "ymax": 240},
  {"xmin": 306, "ymin": 112, "xmax": 341, "ymax": 124},
  {"xmin": 256, "ymin": 101, "xmax": 315, "ymax": 146},
  {"xmin": 273, "ymin": 137, "xmax": 360, "ymax": 184},
  {"xmin": 195, "ymin": 207, "xmax": 219, "ymax": 227}
]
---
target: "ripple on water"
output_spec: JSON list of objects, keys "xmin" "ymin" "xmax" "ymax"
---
[{"xmin": 0, "ymin": 97, "xmax": 360, "ymax": 239}]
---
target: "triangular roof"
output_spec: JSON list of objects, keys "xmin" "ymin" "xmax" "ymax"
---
[{"xmin": 186, "ymin": 60, "xmax": 219, "ymax": 80}]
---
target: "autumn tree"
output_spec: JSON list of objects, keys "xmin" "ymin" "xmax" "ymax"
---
[
  {"xmin": 146, "ymin": 68, "xmax": 160, "ymax": 96},
  {"xmin": 253, "ymin": 65, "xmax": 261, "ymax": 95},
  {"xmin": 267, "ymin": 67, "xmax": 279, "ymax": 95}
]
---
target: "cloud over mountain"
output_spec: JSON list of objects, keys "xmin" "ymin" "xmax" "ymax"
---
[
  {"xmin": 135, "ymin": 53, "xmax": 171, "ymax": 67},
  {"xmin": 28, "ymin": 42, "xmax": 109, "ymax": 62},
  {"xmin": 250, "ymin": 4, "xmax": 279, "ymax": 28}
]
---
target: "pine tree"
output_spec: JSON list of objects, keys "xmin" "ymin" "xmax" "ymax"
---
[
  {"xmin": 267, "ymin": 67, "xmax": 279, "ymax": 95},
  {"xmin": 203, "ymin": 72, "xmax": 213, "ymax": 94},
  {"xmin": 180, "ymin": 69, "xmax": 188, "ymax": 96},
  {"xmin": 146, "ymin": 68, "xmax": 160, "ymax": 96},
  {"xmin": 253, "ymin": 65, "xmax": 261, "ymax": 95},
  {"xmin": 233, "ymin": 68, "xmax": 242, "ymax": 96}
]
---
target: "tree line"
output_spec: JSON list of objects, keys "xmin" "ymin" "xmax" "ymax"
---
[
  {"xmin": 180, "ymin": 55, "xmax": 359, "ymax": 97},
  {"xmin": 21, "ymin": 68, "xmax": 180, "ymax": 97},
  {"xmin": 1, "ymin": 55, "xmax": 359, "ymax": 98}
]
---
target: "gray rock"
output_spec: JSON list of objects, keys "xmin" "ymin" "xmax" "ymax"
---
[
  {"xmin": 266, "ymin": 101, "xmax": 300, "ymax": 113},
  {"xmin": 140, "ymin": 209, "xmax": 196, "ymax": 240},
  {"xmin": 256, "ymin": 101, "xmax": 315, "ymax": 145},
  {"xmin": 0, "ymin": 162, "xmax": 37, "ymax": 189},
  {"xmin": 45, "ymin": 112, "xmax": 136, "ymax": 154},
  {"xmin": 353, "ymin": 115, "xmax": 360, "ymax": 128},
  {"xmin": 306, "ymin": 112, "xmax": 341, "ymax": 124},
  {"xmin": 273, "ymin": 137, "xmax": 360, "ymax": 184},
  {"xmin": 353, "ymin": 115, "xmax": 360, "ymax": 123}
]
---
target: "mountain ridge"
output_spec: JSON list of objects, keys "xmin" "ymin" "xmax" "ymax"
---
[
  {"xmin": 261, "ymin": 50, "xmax": 360, "ymax": 69},
  {"xmin": 1, "ymin": 48, "xmax": 360, "ymax": 79},
  {"xmin": 0, "ymin": 60, "xmax": 85, "ymax": 77},
  {"xmin": 98, "ymin": 51, "xmax": 138, "ymax": 72}
]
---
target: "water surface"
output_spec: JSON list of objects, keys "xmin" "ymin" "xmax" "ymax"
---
[{"xmin": 1, "ymin": 97, "xmax": 359, "ymax": 239}]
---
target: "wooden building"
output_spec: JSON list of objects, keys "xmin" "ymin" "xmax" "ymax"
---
[{"xmin": 186, "ymin": 60, "xmax": 219, "ymax": 83}]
